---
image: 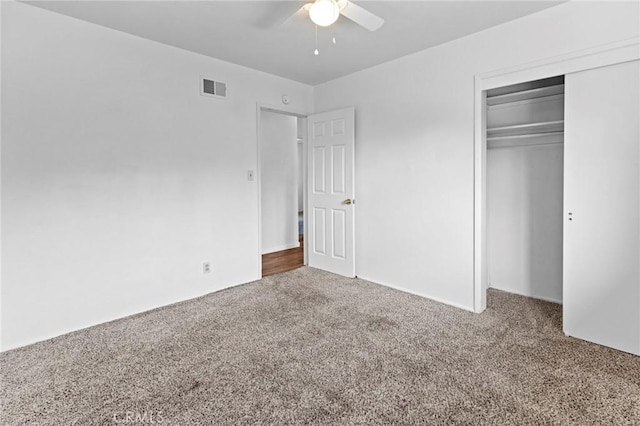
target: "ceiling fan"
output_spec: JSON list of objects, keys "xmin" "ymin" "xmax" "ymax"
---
[{"xmin": 285, "ymin": 0, "xmax": 384, "ymax": 32}]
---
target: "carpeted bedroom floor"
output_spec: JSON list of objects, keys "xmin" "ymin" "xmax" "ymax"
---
[{"xmin": 1, "ymin": 267, "xmax": 639, "ymax": 425}]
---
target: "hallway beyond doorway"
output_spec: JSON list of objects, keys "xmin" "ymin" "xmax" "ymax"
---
[{"xmin": 262, "ymin": 236, "xmax": 304, "ymax": 277}]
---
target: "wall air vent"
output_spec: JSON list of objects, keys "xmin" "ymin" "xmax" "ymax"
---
[{"xmin": 201, "ymin": 78, "xmax": 227, "ymax": 99}]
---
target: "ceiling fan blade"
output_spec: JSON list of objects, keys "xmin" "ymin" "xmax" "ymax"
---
[
  {"xmin": 279, "ymin": 3, "xmax": 312, "ymax": 27},
  {"xmin": 339, "ymin": 0, "xmax": 384, "ymax": 31}
]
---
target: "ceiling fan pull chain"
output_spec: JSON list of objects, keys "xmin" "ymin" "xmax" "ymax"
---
[{"xmin": 314, "ymin": 25, "xmax": 319, "ymax": 55}]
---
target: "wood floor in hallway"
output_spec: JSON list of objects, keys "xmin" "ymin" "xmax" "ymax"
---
[{"xmin": 262, "ymin": 238, "xmax": 304, "ymax": 277}]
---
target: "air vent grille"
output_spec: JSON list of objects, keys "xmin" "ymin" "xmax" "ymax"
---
[{"xmin": 201, "ymin": 78, "xmax": 227, "ymax": 99}]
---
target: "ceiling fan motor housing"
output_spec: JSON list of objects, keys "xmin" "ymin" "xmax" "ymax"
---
[{"xmin": 308, "ymin": 0, "xmax": 340, "ymax": 27}]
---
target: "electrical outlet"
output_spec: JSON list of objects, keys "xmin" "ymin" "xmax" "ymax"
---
[{"xmin": 203, "ymin": 262, "xmax": 211, "ymax": 274}]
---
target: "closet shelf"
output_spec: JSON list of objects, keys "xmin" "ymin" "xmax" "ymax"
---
[
  {"xmin": 487, "ymin": 93, "xmax": 564, "ymax": 111},
  {"xmin": 487, "ymin": 84, "xmax": 565, "ymax": 106},
  {"xmin": 487, "ymin": 120, "xmax": 564, "ymax": 138}
]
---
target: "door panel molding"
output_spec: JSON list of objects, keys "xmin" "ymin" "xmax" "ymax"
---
[{"xmin": 307, "ymin": 107, "xmax": 356, "ymax": 277}]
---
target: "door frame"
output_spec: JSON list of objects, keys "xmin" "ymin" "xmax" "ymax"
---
[
  {"xmin": 256, "ymin": 103, "xmax": 310, "ymax": 277},
  {"xmin": 473, "ymin": 37, "xmax": 639, "ymax": 313}
]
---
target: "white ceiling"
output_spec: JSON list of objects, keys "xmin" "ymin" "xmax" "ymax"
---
[{"xmin": 26, "ymin": 1, "xmax": 564, "ymax": 86}]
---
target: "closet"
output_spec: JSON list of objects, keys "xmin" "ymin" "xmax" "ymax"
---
[
  {"xmin": 486, "ymin": 76, "xmax": 565, "ymax": 304},
  {"xmin": 484, "ymin": 60, "xmax": 640, "ymax": 356}
]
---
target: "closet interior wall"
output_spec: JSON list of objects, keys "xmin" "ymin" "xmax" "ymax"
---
[{"xmin": 486, "ymin": 76, "xmax": 565, "ymax": 303}]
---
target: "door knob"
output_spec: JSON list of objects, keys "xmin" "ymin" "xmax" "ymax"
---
[{"xmin": 343, "ymin": 198, "xmax": 352, "ymax": 205}]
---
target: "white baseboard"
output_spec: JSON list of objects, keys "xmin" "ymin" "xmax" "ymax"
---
[{"xmin": 356, "ymin": 274, "xmax": 475, "ymax": 313}]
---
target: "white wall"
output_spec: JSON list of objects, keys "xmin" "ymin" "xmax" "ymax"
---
[
  {"xmin": 313, "ymin": 1, "xmax": 640, "ymax": 310},
  {"xmin": 0, "ymin": 1, "xmax": 312, "ymax": 350},
  {"xmin": 260, "ymin": 111, "xmax": 299, "ymax": 254}
]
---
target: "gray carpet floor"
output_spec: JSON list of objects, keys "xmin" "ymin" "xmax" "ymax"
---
[{"xmin": 1, "ymin": 267, "xmax": 639, "ymax": 425}]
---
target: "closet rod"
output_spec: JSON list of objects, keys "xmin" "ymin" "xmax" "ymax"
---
[
  {"xmin": 488, "ymin": 140, "xmax": 563, "ymax": 149},
  {"xmin": 487, "ymin": 120, "xmax": 564, "ymax": 134},
  {"xmin": 487, "ymin": 131, "xmax": 564, "ymax": 141}
]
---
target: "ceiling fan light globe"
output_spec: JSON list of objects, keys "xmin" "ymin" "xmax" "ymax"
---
[{"xmin": 309, "ymin": 0, "xmax": 340, "ymax": 27}]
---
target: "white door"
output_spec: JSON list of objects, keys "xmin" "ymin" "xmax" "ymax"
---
[
  {"xmin": 307, "ymin": 107, "xmax": 355, "ymax": 277},
  {"xmin": 564, "ymin": 60, "xmax": 640, "ymax": 355}
]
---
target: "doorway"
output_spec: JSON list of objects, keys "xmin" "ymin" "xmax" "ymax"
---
[
  {"xmin": 485, "ymin": 76, "xmax": 565, "ymax": 304},
  {"xmin": 257, "ymin": 105, "xmax": 357, "ymax": 279},
  {"xmin": 258, "ymin": 108, "xmax": 307, "ymax": 277}
]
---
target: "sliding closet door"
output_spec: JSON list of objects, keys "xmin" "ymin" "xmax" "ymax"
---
[{"xmin": 564, "ymin": 60, "xmax": 640, "ymax": 355}]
